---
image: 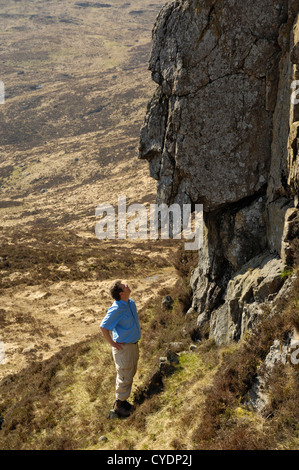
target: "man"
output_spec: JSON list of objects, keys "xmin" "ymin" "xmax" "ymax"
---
[{"xmin": 100, "ymin": 280, "xmax": 141, "ymax": 417}]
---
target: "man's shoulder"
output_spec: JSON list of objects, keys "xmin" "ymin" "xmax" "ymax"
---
[
  {"xmin": 108, "ymin": 300, "xmax": 127, "ymax": 312},
  {"xmin": 107, "ymin": 299, "xmax": 136, "ymax": 313},
  {"xmin": 107, "ymin": 301, "xmax": 119, "ymax": 313}
]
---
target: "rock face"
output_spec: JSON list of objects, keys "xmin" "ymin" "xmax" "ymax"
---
[
  {"xmin": 140, "ymin": 0, "xmax": 287, "ymax": 210},
  {"xmin": 140, "ymin": 0, "xmax": 299, "ymax": 344}
]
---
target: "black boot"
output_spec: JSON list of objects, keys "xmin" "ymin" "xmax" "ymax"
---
[
  {"xmin": 113, "ymin": 399, "xmax": 131, "ymax": 418},
  {"xmin": 123, "ymin": 400, "xmax": 133, "ymax": 411}
]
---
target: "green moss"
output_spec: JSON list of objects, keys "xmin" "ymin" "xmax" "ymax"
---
[{"xmin": 280, "ymin": 267, "xmax": 293, "ymax": 279}]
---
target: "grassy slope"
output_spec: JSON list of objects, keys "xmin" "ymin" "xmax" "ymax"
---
[{"xmin": 0, "ymin": 256, "xmax": 298, "ymax": 450}]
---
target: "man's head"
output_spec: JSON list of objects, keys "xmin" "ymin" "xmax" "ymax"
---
[{"xmin": 109, "ymin": 280, "xmax": 131, "ymax": 302}]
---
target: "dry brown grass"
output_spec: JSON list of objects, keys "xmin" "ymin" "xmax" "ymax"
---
[
  {"xmin": 0, "ymin": 227, "xmax": 173, "ymax": 290},
  {"xmin": 0, "ymin": 251, "xmax": 298, "ymax": 450}
]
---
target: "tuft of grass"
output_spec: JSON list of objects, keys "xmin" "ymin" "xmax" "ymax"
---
[{"xmin": 280, "ymin": 267, "xmax": 293, "ymax": 279}]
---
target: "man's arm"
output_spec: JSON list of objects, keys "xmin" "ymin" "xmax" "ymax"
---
[{"xmin": 100, "ymin": 327, "xmax": 124, "ymax": 350}]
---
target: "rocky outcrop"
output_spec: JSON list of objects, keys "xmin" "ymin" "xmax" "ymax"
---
[
  {"xmin": 140, "ymin": 0, "xmax": 299, "ymax": 344},
  {"xmin": 140, "ymin": 0, "xmax": 284, "ymax": 210},
  {"xmin": 246, "ymin": 325, "xmax": 299, "ymax": 411}
]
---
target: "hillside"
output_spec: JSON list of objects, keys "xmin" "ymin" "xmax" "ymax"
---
[
  {"xmin": 0, "ymin": 0, "xmax": 299, "ymax": 452},
  {"xmin": 0, "ymin": 0, "xmax": 172, "ymax": 381},
  {"xmin": 0, "ymin": 253, "xmax": 298, "ymax": 450}
]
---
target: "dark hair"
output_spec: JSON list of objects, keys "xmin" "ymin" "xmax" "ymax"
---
[{"xmin": 109, "ymin": 280, "xmax": 123, "ymax": 301}]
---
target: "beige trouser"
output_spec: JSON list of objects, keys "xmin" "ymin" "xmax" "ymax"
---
[{"xmin": 112, "ymin": 343, "xmax": 139, "ymax": 401}]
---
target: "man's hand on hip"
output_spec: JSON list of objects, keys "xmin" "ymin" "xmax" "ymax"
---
[
  {"xmin": 113, "ymin": 341, "xmax": 125, "ymax": 350},
  {"xmin": 100, "ymin": 327, "xmax": 125, "ymax": 350}
]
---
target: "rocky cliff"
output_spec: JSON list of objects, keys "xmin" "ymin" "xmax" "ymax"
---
[{"xmin": 139, "ymin": 0, "xmax": 299, "ymax": 345}]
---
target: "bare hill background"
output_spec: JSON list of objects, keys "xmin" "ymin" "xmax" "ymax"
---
[{"xmin": 0, "ymin": 0, "xmax": 179, "ymax": 381}]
